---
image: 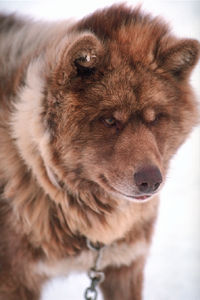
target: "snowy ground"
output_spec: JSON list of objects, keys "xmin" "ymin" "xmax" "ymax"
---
[{"xmin": 0, "ymin": 1, "xmax": 199, "ymax": 299}]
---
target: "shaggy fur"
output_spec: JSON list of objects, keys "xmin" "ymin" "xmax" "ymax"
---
[{"xmin": 0, "ymin": 5, "xmax": 199, "ymax": 300}]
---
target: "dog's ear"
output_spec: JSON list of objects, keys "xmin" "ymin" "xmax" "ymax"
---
[
  {"xmin": 159, "ymin": 39, "xmax": 200, "ymax": 80},
  {"xmin": 72, "ymin": 36, "xmax": 101, "ymax": 77},
  {"xmin": 56, "ymin": 33, "xmax": 104, "ymax": 84}
]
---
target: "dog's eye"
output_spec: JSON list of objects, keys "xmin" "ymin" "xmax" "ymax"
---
[
  {"xmin": 154, "ymin": 113, "xmax": 166, "ymax": 123},
  {"xmin": 148, "ymin": 113, "xmax": 167, "ymax": 126},
  {"xmin": 102, "ymin": 117, "xmax": 117, "ymax": 127}
]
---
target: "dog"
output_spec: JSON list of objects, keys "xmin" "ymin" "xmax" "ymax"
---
[{"xmin": 0, "ymin": 4, "xmax": 199, "ymax": 300}]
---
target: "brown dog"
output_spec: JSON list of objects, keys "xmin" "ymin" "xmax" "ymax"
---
[{"xmin": 0, "ymin": 4, "xmax": 199, "ymax": 300}]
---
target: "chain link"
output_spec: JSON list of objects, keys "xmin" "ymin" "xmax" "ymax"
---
[{"xmin": 85, "ymin": 287, "xmax": 97, "ymax": 300}]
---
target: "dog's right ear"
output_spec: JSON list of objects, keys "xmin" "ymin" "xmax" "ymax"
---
[{"xmin": 56, "ymin": 33, "xmax": 104, "ymax": 84}]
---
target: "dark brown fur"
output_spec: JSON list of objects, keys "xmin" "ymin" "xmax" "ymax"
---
[{"xmin": 0, "ymin": 5, "xmax": 199, "ymax": 300}]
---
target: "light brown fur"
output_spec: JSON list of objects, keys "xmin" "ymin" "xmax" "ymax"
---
[{"xmin": 0, "ymin": 5, "xmax": 199, "ymax": 300}]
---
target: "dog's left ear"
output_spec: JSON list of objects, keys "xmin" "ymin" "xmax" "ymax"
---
[
  {"xmin": 159, "ymin": 39, "xmax": 200, "ymax": 80},
  {"xmin": 56, "ymin": 33, "xmax": 104, "ymax": 83}
]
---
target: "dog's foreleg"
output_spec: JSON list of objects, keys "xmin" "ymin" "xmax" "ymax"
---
[{"xmin": 100, "ymin": 256, "xmax": 146, "ymax": 300}]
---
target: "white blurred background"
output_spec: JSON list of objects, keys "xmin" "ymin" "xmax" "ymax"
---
[{"xmin": 0, "ymin": 1, "xmax": 199, "ymax": 299}]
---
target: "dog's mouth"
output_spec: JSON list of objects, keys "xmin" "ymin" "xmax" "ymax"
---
[
  {"xmin": 129, "ymin": 194, "xmax": 152, "ymax": 201},
  {"xmin": 99, "ymin": 174, "xmax": 155, "ymax": 202},
  {"xmin": 112, "ymin": 190, "xmax": 153, "ymax": 202}
]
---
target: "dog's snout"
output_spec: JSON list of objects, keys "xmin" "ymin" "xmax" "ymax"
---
[{"xmin": 134, "ymin": 166, "xmax": 162, "ymax": 194}]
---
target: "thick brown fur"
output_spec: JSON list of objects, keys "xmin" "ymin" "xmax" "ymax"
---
[{"xmin": 0, "ymin": 4, "xmax": 199, "ymax": 300}]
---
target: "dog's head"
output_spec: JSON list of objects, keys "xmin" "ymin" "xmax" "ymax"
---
[
  {"xmin": 35, "ymin": 6, "xmax": 199, "ymax": 204},
  {"xmin": 13, "ymin": 5, "xmax": 199, "ymax": 208}
]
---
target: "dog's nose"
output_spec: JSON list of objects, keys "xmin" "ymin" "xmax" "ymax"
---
[{"xmin": 134, "ymin": 166, "xmax": 162, "ymax": 194}]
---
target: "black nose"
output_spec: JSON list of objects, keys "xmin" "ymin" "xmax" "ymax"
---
[{"xmin": 134, "ymin": 166, "xmax": 162, "ymax": 194}]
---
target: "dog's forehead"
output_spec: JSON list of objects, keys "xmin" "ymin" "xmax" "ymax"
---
[{"xmin": 97, "ymin": 62, "xmax": 168, "ymax": 112}]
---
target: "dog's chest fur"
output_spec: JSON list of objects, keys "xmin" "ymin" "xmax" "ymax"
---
[{"xmin": 35, "ymin": 240, "xmax": 148, "ymax": 278}]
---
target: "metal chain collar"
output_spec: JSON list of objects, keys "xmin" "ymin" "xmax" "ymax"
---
[{"xmin": 84, "ymin": 239, "xmax": 106, "ymax": 300}]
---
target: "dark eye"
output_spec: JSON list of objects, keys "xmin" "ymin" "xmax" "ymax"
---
[
  {"xmin": 154, "ymin": 113, "xmax": 166, "ymax": 123},
  {"xmin": 102, "ymin": 117, "xmax": 117, "ymax": 127}
]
